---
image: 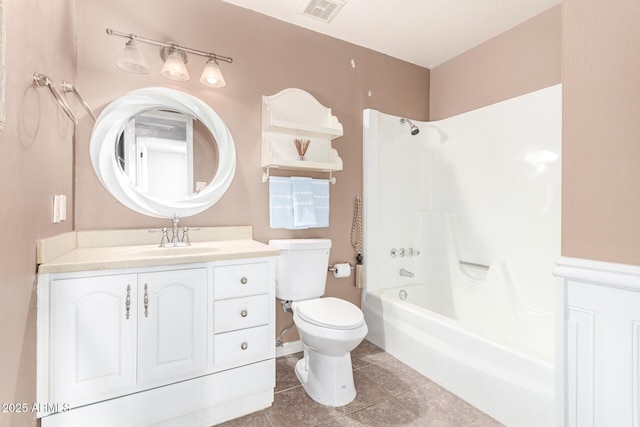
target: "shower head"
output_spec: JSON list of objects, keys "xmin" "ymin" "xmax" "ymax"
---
[{"xmin": 400, "ymin": 118, "xmax": 420, "ymax": 136}]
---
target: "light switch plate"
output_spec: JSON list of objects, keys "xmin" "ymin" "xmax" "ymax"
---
[
  {"xmin": 52, "ymin": 195, "xmax": 61, "ymax": 223},
  {"xmin": 59, "ymin": 194, "xmax": 67, "ymax": 221}
]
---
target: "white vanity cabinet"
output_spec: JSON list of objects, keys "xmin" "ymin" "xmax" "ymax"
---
[
  {"xmin": 37, "ymin": 239, "xmax": 277, "ymax": 427},
  {"xmin": 136, "ymin": 268, "xmax": 208, "ymax": 386},
  {"xmin": 49, "ymin": 267, "xmax": 207, "ymax": 407},
  {"xmin": 212, "ymin": 261, "xmax": 272, "ymax": 370},
  {"xmin": 50, "ymin": 273, "xmax": 138, "ymax": 406}
]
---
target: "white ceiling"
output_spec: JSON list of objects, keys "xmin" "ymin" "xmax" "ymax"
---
[{"xmin": 221, "ymin": 0, "xmax": 560, "ymax": 69}]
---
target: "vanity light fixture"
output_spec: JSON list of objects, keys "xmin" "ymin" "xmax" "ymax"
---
[
  {"xmin": 199, "ymin": 57, "xmax": 225, "ymax": 88},
  {"xmin": 116, "ymin": 37, "xmax": 149, "ymax": 74},
  {"xmin": 106, "ymin": 28, "xmax": 233, "ymax": 87},
  {"xmin": 160, "ymin": 45, "xmax": 190, "ymax": 82}
]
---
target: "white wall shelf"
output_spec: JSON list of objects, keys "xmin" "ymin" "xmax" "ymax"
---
[{"xmin": 262, "ymin": 88, "xmax": 343, "ymax": 179}]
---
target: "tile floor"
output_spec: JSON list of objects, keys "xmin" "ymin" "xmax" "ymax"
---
[{"xmin": 219, "ymin": 340, "xmax": 503, "ymax": 426}]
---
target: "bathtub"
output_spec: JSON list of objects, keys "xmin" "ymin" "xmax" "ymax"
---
[
  {"xmin": 363, "ymin": 284, "xmax": 555, "ymax": 427},
  {"xmin": 361, "ymin": 88, "xmax": 561, "ymax": 426}
]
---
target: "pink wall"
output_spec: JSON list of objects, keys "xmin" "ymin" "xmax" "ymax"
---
[
  {"xmin": 562, "ymin": 0, "xmax": 640, "ymax": 265},
  {"xmin": 74, "ymin": 0, "xmax": 430, "ymax": 343},
  {"xmin": 0, "ymin": 1, "xmax": 76, "ymax": 426},
  {"xmin": 430, "ymin": 5, "xmax": 561, "ymax": 120},
  {"xmin": 4, "ymin": 0, "xmax": 639, "ymax": 424}
]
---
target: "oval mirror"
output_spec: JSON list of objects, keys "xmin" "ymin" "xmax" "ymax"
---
[{"xmin": 90, "ymin": 87, "xmax": 236, "ymax": 218}]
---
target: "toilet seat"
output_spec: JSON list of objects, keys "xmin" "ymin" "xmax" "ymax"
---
[{"xmin": 294, "ymin": 297, "xmax": 364, "ymax": 330}]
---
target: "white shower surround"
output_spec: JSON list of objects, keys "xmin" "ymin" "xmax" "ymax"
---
[{"xmin": 362, "ymin": 84, "xmax": 561, "ymax": 426}]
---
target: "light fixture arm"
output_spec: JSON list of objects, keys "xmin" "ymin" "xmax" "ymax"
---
[{"xmin": 106, "ymin": 28, "xmax": 233, "ymax": 64}]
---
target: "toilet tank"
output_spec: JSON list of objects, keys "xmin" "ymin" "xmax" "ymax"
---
[{"xmin": 268, "ymin": 239, "xmax": 331, "ymax": 301}]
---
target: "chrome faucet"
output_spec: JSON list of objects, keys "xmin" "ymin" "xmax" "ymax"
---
[
  {"xmin": 149, "ymin": 215, "xmax": 198, "ymax": 247},
  {"xmin": 399, "ymin": 268, "xmax": 415, "ymax": 278},
  {"xmin": 171, "ymin": 214, "xmax": 180, "ymax": 244}
]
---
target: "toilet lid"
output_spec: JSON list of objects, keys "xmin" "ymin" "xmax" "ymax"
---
[{"xmin": 295, "ymin": 297, "xmax": 365, "ymax": 330}]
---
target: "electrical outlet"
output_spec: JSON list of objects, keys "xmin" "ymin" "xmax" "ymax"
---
[{"xmin": 195, "ymin": 181, "xmax": 207, "ymax": 192}]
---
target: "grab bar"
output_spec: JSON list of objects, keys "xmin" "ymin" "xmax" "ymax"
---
[
  {"xmin": 62, "ymin": 81, "xmax": 97, "ymax": 122},
  {"xmin": 33, "ymin": 73, "xmax": 78, "ymax": 124},
  {"xmin": 459, "ymin": 260, "xmax": 490, "ymax": 269}
]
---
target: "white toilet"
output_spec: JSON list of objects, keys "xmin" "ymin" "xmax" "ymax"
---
[{"xmin": 269, "ymin": 238, "xmax": 368, "ymax": 407}]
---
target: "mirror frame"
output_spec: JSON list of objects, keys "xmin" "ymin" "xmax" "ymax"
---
[{"xmin": 90, "ymin": 87, "xmax": 236, "ymax": 218}]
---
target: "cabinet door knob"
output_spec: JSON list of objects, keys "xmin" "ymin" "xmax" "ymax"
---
[
  {"xmin": 240, "ymin": 277, "xmax": 248, "ymax": 285},
  {"xmin": 240, "ymin": 309, "xmax": 248, "ymax": 318},
  {"xmin": 241, "ymin": 342, "xmax": 248, "ymax": 350}
]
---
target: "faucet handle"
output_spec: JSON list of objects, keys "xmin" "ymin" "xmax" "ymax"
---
[
  {"xmin": 148, "ymin": 227, "xmax": 169, "ymax": 247},
  {"xmin": 180, "ymin": 227, "xmax": 201, "ymax": 245}
]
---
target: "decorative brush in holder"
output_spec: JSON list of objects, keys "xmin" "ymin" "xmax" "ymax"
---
[{"xmin": 294, "ymin": 138, "xmax": 311, "ymax": 161}]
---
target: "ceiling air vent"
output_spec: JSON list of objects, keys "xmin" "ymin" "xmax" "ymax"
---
[{"xmin": 298, "ymin": 0, "xmax": 347, "ymax": 23}]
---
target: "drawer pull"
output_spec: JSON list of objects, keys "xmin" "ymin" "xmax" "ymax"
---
[
  {"xmin": 241, "ymin": 342, "xmax": 248, "ymax": 350},
  {"xmin": 240, "ymin": 309, "xmax": 248, "ymax": 318},
  {"xmin": 240, "ymin": 277, "xmax": 248, "ymax": 284}
]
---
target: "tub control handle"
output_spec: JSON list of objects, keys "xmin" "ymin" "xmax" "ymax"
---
[
  {"xmin": 241, "ymin": 342, "xmax": 248, "ymax": 350},
  {"xmin": 240, "ymin": 277, "xmax": 248, "ymax": 285},
  {"xmin": 240, "ymin": 309, "xmax": 248, "ymax": 318}
]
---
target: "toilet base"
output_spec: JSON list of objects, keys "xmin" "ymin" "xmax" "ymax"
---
[{"xmin": 295, "ymin": 348, "xmax": 356, "ymax": 407}]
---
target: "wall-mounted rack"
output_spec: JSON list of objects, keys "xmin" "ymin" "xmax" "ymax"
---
[
  {"xmin": 62, "ymin": 81, "xmax": 97, "ymax": 121},
  {"xmin": 261, "ymin": 88, "xmax": 343, "ymax": 183},
  {"xmin": 261, "ymin": 166, "xmax": 337, "ymax": 184},
  {"xmin": 33, "ymin": 73, "xmax": 96, "ymax": 124}
]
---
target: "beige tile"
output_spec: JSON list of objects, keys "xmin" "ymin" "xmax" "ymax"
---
[
  {"xmin": 357, "ymin": 357, "xmax": 432, "ymax": 397},
  {"xmin": 215, "ymin": 410, "xmax": 273, "ymax": 426},
  {"xmin": 335, "ymin": 369, "xmax": 391, "ymax": 415},
  {"xmin": 345, "ymin": 397, "xmax": 424, "ymax": 427},
  {"xmin": 351, "ymin": 340, "xmax": 393, "ymax": 369},
  {"xmin": 315, "ymin": 416, "xmax": 354, "ymax": 426},
  {"xmin": 276, "ymin": 353, "xmax": 302, "ymax": 393},
  {"xmin": 465, "ymin": 414, "xmax": 505, "ymax": 427},
  {"xmin": 395, "ymin": 381, "xmax": 487, "ymax": 427},
  {"xmin": 230, "ymin": 349, "xmax": 502, "ymax": 427},
  {"xmin": 266, "ymin": 385, "xmax": 341, "ymax": 426}
]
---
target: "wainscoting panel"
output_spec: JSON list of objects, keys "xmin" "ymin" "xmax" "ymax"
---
[
  {"xmin": 555, "ymin": 257, "xmax": 640, "ymax": 427},
  {"xmin": 566, "ymin": 308, "xmax": 595, "ymax": 427}
]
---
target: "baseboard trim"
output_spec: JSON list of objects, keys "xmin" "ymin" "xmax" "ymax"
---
[{"xmin": 276, "ymin": 340, "xmax": 303, "ymax": 357}]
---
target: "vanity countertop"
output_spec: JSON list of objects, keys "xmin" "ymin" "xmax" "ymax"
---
[{"xmin": 37, "ymin": 226, "xmax": 279, "ymax": 274}]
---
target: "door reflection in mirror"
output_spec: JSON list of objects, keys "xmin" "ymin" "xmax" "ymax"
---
[{"xmin": 117, "ymin": 111, "xmax": 201, "ymax": 200}]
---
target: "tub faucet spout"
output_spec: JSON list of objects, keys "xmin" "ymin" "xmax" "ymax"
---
[{"xmin": 399, "ymin": 268, "xmax": 414, "ymax": 278}]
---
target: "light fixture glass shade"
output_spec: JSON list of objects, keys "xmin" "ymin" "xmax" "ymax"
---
[
  {"xmin": 116, "ymin": 39, "xmax": 149, "ymax": 74},
  {"xmin": 160, "ymin": 50, "xmax": 190, "ymax": 82},
  {"xmin": 199, "ymin": 58, "xmax": 226, "ymax": 88}
]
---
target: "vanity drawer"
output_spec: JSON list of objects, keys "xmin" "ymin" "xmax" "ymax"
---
[
  {"xmin": 214, "ymin": 325, "xmax": 270, "ymax": 368},
  {"xmin": 214, "ymin": 294, "xmax": 270, "ymax": 333},
  {"xmin": 213, "ymin": 262, "xmax": 270, "ymax": 299}
]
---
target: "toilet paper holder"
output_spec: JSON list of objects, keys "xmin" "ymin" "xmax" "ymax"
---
[{"xmin": 328, "ymin": 263, "xmax": 353, "ymax": 273}]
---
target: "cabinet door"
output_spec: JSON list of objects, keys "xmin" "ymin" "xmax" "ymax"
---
[
  {"xmin": 137, "ymin": 268, "xmax": 207, "ymax": 386},
  {"xmin": 50, "ymin": 274, "xmax": 137, "ymax": 406}
]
